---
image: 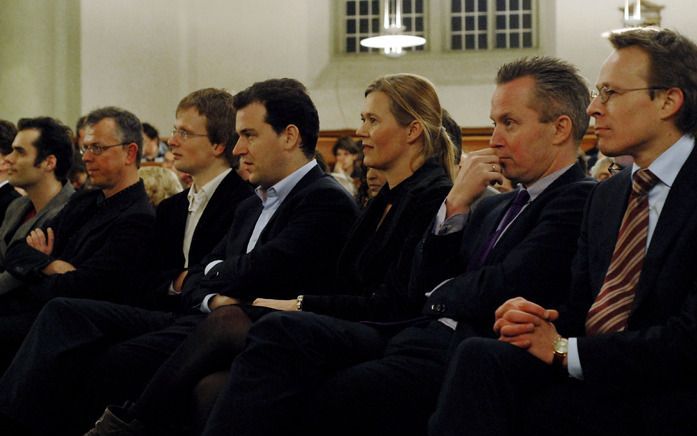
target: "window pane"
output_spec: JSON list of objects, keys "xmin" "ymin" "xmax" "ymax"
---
[
  {"xmin": 372, "ymin": 0, "xmax": 380, "ymax": 14},
  {"xmin": 360, "ymin": 18, "xmax": 368, "ymax": 33},
  {"xmin": 347, "ymin": 38, "xmax": 356, "ymax": 52},
  {"xmin": 415, "ymin": 17, "xmax": 423, "ymax": 31},
  {"xmin": 496, "ymin": 0, "xmax": 506, "ymax": 10},
  {"xmin": 523, "ymin": 13, "xmax": 531, "ymax": 28},
  {"xmin": 466, "ymin": 34, "xmax": 475, "ymax": 49},
  {"xmin": 452, "ymin": 0, "xmax": 461, "ymax": 12},
  {"xmin": 347, "ymin": 1, "xmax": 356, "ymax": 15},
  {"xmin": 510, "ymin": 0, "xmax": 519, "ymax": 9},
  {"xmin": 496, "ymin": 15, "xmax": 506, "ymax": 29},
  {"xmin": 452, "ymin": 16, "xmax": 462, "ymax": 31},
  {"xmin": 404, "ymin": 0, "xmax": 412, "ymax": 13},
  {"xmin": 478, "ymin": 33, "xmax": 488, "ymax": 49},
  {"xmin": 478, "ymin": 15, "xmax": 487, "ymax": 29},
  {"xmin": 465, "ymin": 16, "xmax": 474, "ymax": 29},
  {"xmin": 347, "ymin": 19, "xmax": 356, "ymax": 34},
  {"xmin": 372, "ymin": 18, "xmax": 380, "ymax": 32},
  {"xmin": 523, "ymin": 0, "xmax": 531, "ymax": 8},
  {"xmin": 510, "ymin": 32, "xmax": 520, "ymax": 47},
  {"xmin": 510, "ymin": 14, "xmax": 519, "ymax": 29},
  {"xmin": 478, "ymin": 0, "xmax": 487, "ymax": 11},
  {"xmin": 523, "ymin": 31, "xmax": 532, "ymax": 47},
  {"xmin": 465, "ymin": 0, "xmax": 474, "ymax": 12},
  {"xmin": 359, "ymin": 0, "xmax": 368, "ymax": 15},
  {"xmin": 415, "ymin": 0, "xmax": 423, "ymax": 13},
  {"xmin": 496, "ymin": 33, "xmax": 506, "ymax": 48},
  {"xmin": 404, "ymin": 17, "xmax": 413, "ymax": 31},
  {"xmin": 452, "ymin": 35, "xmax": 462, "ymax": 49}
]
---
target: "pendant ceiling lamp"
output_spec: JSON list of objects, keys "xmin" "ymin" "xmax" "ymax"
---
[{"xmin": 360, "ymin": 0, "xmax": 426, "ymax": 57}]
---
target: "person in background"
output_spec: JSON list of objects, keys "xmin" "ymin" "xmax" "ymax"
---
[
  {"xmin": 138, "ymin": 166, "xmax": 183, "ymax": 206},
  {"xmin": 0, "ymin": 120, "xmax": 22, "ymax": 222}
]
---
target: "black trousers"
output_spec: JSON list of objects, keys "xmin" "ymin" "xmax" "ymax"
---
[
  {"xmin": 202, "ymin": 311, "xmax": 453, "ymax": 436},
  {"xmin": 0, "ymin": 297, "xmax": 202, "ymax": 435},
  {"xmin": 429, "ymin": 337, "xmax": 697, "ymax": 436}
]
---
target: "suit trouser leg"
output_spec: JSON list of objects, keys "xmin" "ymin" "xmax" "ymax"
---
[
  {"xmin": 307, "ymin": 321, "xmax": 453, "ymax": 436},
  {"xmin": 0, "ymin": 297, "xmax": 175, "ymax": 435},
  {"xmin": 428, "ymin": 337, "xmax": 691, "ymax": 436},
  {"xmin": 78, "ymin": 312, "xmax": 207, "ymax": 430},
  {"xmin": 202, "ymin": 311, "xmax": 388, "ymax": 436}
]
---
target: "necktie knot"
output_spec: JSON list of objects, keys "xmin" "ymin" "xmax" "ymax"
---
[
  {"xmin": 632, "ymin": 169, "xmax": 659, "ymax": 196},
  {"xmin": 511, "ymin": 188, "xmax": 530, "ymax": 207}
]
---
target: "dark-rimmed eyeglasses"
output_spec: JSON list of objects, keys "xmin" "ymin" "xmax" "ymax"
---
[
  {"xmin": 170, "ymin": 128, "xmax": 208, "ymax": 141},
  {"xmin": 80, "ymin": 143, "xmax": 127, "ymax": 156},
  {"xmin": 590, "ymin": 86, "xmax": 668, "ymax": 104}
]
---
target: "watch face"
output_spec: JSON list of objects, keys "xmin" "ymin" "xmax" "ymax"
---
[{"xmin": 554, "ymin": 337, "xmax": 568, "ymax": 354}]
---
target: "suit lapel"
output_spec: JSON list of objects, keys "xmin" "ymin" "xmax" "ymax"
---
[
  {"xmin": 256, "ymin": 166, "xmax": 323, "ymax": 244},
  {"xmin": 635, "ymin": 145, "xmax": 697, "ymax": 305}
]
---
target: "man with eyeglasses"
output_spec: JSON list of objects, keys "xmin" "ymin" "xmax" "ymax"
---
[
  {"xmin": 0, "ymin": 107, "xmax": 155, "ymax": 361},
  {"xmin": 0, "ymin": 80, "xmax": 359, "ymax": 436},
  {"xmin": 429, "ymin": 27, "xmax": 697, "ymax": 436}
]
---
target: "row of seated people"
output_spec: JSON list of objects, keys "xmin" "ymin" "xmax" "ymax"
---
[{"xmin": 0, "ymin": 26, "xmax": 695, "ymax": 436}]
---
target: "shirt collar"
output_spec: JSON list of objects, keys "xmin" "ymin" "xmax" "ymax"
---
[
  {"xmin": 632, "ymin": 133, "xmax": 694, "ymax": 188},
  {"xmin": 255, "ymin": 160, "xmax": 317, "ymax": 207},
  {"xmin": 521, "ymin": 163, "xmax": 575, "ymax": 202},
  {"xmin": 188, "ymin": 168, "xmax": 232, "ymax": 212}
]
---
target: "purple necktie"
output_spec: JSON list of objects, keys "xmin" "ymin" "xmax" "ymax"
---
[{"xmin": 469, "ymin": 188, "xmax": 530, "ymax": 269}]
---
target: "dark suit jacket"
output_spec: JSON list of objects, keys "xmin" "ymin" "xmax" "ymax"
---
[
  {"xmin": 5, "ymin": 180, "xmax": 156, "ymax": 305},
  {"xmin": 0, "ymin": 182, "xmax": 74, "ymax": 295},
  {"xmin": 0, "ymin": 183, "xmax": 21, "ymax": 226},
  {"xmin": 415, "ymin": 164, "xmax": 595, "ymax": 337},
  {"xmin": 559, "ymin": 144, "xmax": 697, "ymax": 389},
  {"xmin": 141, "ymin": 170, "xmax": 254, "ymax": 304},
  {"xmin": 181, "ymin": 165, "xmax": 359, "ymax": 310},
  {"xmin": 302, "ymin": 159, "xmax": 453, "ymax": 322}
]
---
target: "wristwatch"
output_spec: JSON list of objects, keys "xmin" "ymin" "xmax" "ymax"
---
[
  {"xmin": 296, "ymin": 295, "xmax": 304, "ymax": 311},
  {"xmin": 552, "ymin": 336, "xmax": 568, "ymax": 371}
]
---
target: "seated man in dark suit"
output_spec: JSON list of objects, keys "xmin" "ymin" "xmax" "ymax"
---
[
  {"xmin": 200, "ymin": 57, "xmax": 596, "ymax": 436},
  {"xmin": 429, "ymin": 28, "xmax": 697, "ymax": 436},
  {"xmin": 0, "ymin": 107, "xmax": 155, "ymax": 358},
  {"xmin": 0, "ymin": 117, "xmax": 75, "ymax": 368},
  {"xmin": 0, "ymin": 79, "xmax": 358, "ymax": 436},
  {"xmin": 0, "ymin": 120, "xmax": 21, "ymax": 223}
]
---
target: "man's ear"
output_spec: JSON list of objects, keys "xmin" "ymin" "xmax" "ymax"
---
[
  {"xmin": 211, "ymin": 143, "xmax": 226, "ymax": 157},
  {"xmin": 43, "ymin": 154, "xmax": 57, "ymax": 172},
  {"xmin": 658, "ymin": 87, "xmax": 685, "ymax": 121},
  {"xmin": 551, "ymin": 115, "xmax": 573, "ymax": 146},
  {"xmin": 283, "ymin": 124, "xmax": 301, "ymax": 150},
  {"xmin": 125, "ymin": 143, "xmax": 139, "ymax": 164}
]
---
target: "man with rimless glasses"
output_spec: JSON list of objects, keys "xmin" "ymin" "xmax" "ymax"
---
[{"xmin": 0, "ymin": 107, "xmax": 155, "ymax": 364}]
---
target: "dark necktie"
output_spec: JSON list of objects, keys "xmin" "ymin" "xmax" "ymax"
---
[
  {"xmin": 585, "ymin": 169, "xmax": 659, "ymax": 335},
  {"xmin": 469, "ymin": 188, "xmax": 530, "ymax": 270}
]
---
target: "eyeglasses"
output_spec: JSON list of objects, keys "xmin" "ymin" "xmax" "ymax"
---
[
  {"xmin": 80, "ymin": 143, "xmax": 127, "ymax": 156},
  {"xmin": 170, "ymin": 128, "xmax": 208, "ymax": 141},
  {"xmin": 608, "ymin": 160, "xmax": 624, "ymax": 175},
  {"xmin": 590, "ymin": 86, "xmax": 667, "ymax": 104}
]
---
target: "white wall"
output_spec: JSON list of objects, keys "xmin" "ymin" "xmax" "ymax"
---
[
  {"xmin": 3, "ymin": 0, "xmax": 697, "ymax": 134},
  {"xmin": 0, "ymin": 0, "xmax": 80, "ymax": 126}
]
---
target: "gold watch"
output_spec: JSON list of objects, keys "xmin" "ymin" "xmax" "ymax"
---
[{"xmin": 552, "ymin": 336, "xmax": 568, "ymax": 370}]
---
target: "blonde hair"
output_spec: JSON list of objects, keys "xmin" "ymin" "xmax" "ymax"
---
[
  {"xmin": 365, "ymin": 74, "xmax": 456, "ymax": 180},
  {"xmin": 138, "ymin": 166, "xmax": 184, "ymax": 206}
]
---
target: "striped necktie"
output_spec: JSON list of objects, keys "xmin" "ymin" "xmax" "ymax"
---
[{"xmin": 585, "ymin": 169, "xmax": 659, "ymax": 335}]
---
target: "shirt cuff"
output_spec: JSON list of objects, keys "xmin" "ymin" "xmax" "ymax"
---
[
  {"xmin": 433, "ymin": 201, "xmax": 467, "ymax": 235},
  {"xmin": 167, "ymin": 281, "xmax": 180, "ymax": 296},
  {"xmin": 204, "ymin": 259, "xmax": 224, "ymax": 275},
  {"xmin": 201, "ymin": 293, "xmax": 216, "ymax": 313},
  {"xmin": 567, "ymin": 337, "xmax": 584, "ymax": 380}
]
